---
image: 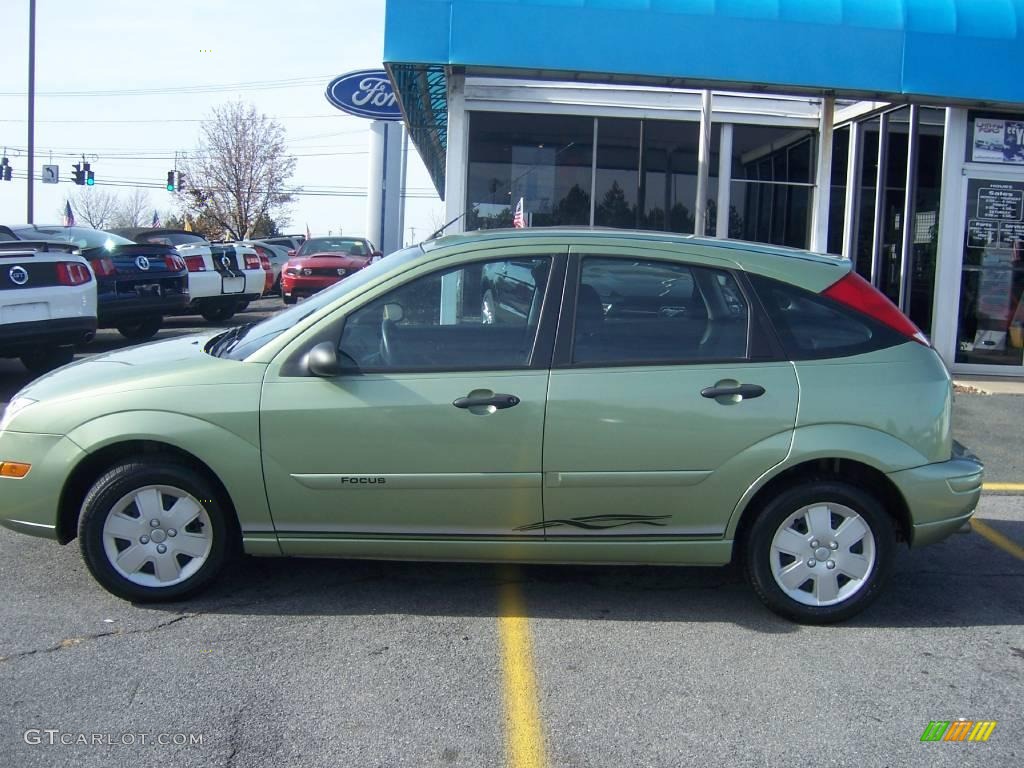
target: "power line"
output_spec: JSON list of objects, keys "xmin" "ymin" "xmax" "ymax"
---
[
  {"xmin": 0, "ymin": 114, "xmax": 356, "ymax": 124},
  {"xmin": 0, "ymin": 75, "xmax": 336, "ymax": 98}
]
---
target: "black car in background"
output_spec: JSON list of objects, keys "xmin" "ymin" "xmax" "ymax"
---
[{"xmin": 5, "ymin": 225, "xmax": 189, "ymax": 340}]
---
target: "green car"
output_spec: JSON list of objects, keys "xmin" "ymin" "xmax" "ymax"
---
[{"xmin": 0, "ymin": 230, "xmax": 983, "ymax": 623}]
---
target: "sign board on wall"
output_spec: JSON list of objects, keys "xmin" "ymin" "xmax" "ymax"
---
[
  {"xmin": 972, "ymin": 118, "xmax": 1024, "ymax": 164},
  {"xmin": 325, "ymin": 70, "xmax": 402, "ymax": 120}
]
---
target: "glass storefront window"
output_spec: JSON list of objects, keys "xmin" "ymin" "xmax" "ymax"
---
[
  {"xmin": 853, "ymin": 117, "xmax": 880, "ymax": 280},
  {"xmin": 466, "ymin": 112, "xmax": 594, "ymax": 230},
  {"xmin": 877, "ymin": 107, "xmax": 910, "ymax": 304},
  {"xmin": 956, "ymin": 177, "xmax": 1024, "ymax": 366},
  {"xmin": 594, "ymin": 118, "xmax": 641, "ymax": 228},
  {"xmin": 729, "ymin": 125, "xmax": 815, "ymax": 248},
  {"xmin": 907, "ymin": 108, "xmax": 945, "ymax": 336},
  {"xmin": 641, "ymin": 119, "xmax": 703, "ymax": 233},
  {"xmin": 827, "ymin": 127, "xmax": 850, "ymax": 255}
]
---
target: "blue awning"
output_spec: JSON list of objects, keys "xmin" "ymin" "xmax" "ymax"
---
[{"xmin": 385, "ymin": 0, "xmax": 1024, "ymax": 194}]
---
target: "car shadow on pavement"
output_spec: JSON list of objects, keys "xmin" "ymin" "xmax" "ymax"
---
[{"xmin": 143, "ymin": 517, "xmax": 1024, "ymax": 633}]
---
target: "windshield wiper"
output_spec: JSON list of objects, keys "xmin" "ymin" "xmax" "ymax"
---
[{"xmin": 208, "ymin": 323, "xmax": 254, "ymax": 358}]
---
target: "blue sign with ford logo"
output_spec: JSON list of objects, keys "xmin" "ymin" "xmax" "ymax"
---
[{"xmin": 325, "ymin": 70, "xmax": 402, "ymax": 121}]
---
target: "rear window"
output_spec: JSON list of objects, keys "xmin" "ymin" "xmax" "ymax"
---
[{"xmin": 750, "ymin": 274, "xmax": 903, "ymax": 359}]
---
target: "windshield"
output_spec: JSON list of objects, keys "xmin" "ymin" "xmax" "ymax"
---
[
  {"xmin": 13, "ymin": 226, "xmax": 133, "ymax": 250},
  {"xmin": 211, "ymin": 245, "xmax": 423, "ymax": 360},
  {"xmin": 298, "ymin": 237, "xmax": 370, "ymax": 257}
]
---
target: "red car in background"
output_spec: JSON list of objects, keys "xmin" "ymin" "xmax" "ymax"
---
[{"xmin": 281, "ymin": 236, "xmax": 381, "ymax": 304}]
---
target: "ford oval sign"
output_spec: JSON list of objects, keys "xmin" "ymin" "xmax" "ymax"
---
[{"xmin": 325, "ymin": 70, "xmax": 401, "ymax": 121}]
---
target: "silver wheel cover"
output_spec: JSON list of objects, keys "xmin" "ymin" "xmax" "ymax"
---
[{"xmin": 769, "ymin": 502, "xmax": 876, "ymax": 607}]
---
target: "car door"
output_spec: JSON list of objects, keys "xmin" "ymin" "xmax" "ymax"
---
[
  {"xmin": 260, "ymin": 248, "xmax": 565, "ymax": 550},
  {"xmin": 539, "ymin": 247, "xmax": 798, "ymax": 539}
]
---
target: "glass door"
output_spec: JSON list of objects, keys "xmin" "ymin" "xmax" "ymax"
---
[{"xmin": 954, "ymin": 174, "xmax": 1024, "ymax": 371}]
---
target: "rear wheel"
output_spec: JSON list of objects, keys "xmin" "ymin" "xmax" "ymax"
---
[
  {"xmin": 116, "ymin": 316, "xmax": 162, "ymax": 341},
  {"xmin": 78, "ymin": 458, "xmax": 235, "ymax": 602},
  {"xmin": 20, "ymin": 345, "xmax": 74, "ymax": 374},
  {"xmin": 744, "ymin": 481, "xmax": 895, "ymax": 624},
  {"xmin": 200, "ymin": 301, "xmax": 238, "ymax": 323}
]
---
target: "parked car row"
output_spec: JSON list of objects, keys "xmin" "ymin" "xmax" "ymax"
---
[{"xmin": 0, "ymin": 225, "xmax": 269, "ymax": 373}]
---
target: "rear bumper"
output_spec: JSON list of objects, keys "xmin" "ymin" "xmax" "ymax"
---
[
  {"xmin": 98, "ymin": 292, "xmax": 190, "ymax": 324},
  {"xmin": 888, "ymin": 456, "xmax": 984, "ymax": 547},
  {"xmin": 0, "ymin": 316, "xmax": 97, "ymax": 355}
]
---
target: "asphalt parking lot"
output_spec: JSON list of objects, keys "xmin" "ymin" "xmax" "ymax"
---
[{"xmin": 1, "ymin": 300, "xmax": 1021, "ymax": 767}]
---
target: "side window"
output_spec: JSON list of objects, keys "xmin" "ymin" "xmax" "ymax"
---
[
  {"xmin": 572, "ymin": 257, "xmax": 749, "ymax": 365},
  {"xmin": 749, "ymin": 274, "xmax": 897, "ymax": 359},
  {"xmin": 340, "ymin": 256, "xmax": 552, "ymax": 371}
]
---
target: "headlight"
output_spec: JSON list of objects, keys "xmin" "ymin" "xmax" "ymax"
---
[{"xmin": 0, "ymin": 397, "xmax": 38, "ymax": 433}]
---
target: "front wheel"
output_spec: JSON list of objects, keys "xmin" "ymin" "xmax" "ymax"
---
[
  {"xmin": 78, "ymin": 459, "xmax": 236, "ymax": 602},
  {"xmin": 744, "ymin": 481, "xmax": 895, "ymax": 624},
  {"xmin": 116, "ymin": 316, "xmax": 163, "ymax": 341}
]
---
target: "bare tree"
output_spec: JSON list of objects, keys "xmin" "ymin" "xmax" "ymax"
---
[
  {"xmin": 68, "ymin": 188, "xmax": 120, "ymax": 229},
  {"xmin": 180, "ymin": 101, "xmax": 297, "ymax": 240},
  {"xmin": 112, "ymin": 187, "xmax": 152, "ymax": 228}
]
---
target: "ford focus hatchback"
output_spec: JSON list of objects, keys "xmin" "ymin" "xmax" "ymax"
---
[{"xmin": 0, "ymin": 230, "xmax": 983, "ymax": 623}]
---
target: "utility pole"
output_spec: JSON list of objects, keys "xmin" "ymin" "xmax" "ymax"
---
[{"xmin": 27, "ymin": 0, "xmax": 37, "ymax": 222}]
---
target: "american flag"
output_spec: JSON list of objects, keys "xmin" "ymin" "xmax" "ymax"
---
[
  {"xmin": 513, "ymin": 197, "xmax": 525, "ymax": 228},
  {"xmin": 63, "ymin": 201, "xmax": 75, "ymax": 227},
  {"xmin": 150, "ymin": 210, "xmax": 161, "ymax": 228}
]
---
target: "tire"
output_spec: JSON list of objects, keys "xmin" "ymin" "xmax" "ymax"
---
[
  {"xmin": 78, "ymin": 458, "xmax": 236, "ymax": 602},
  {"xmin": 237, "ymin": 301, "xmax": 251, "ymax": 312},
  {"xmin": 200, "ymin": 301, "xmax": 237, "ymax": 323},
  {"xmin": 743, "ymin": 481, "xmax": 895, "ymax": 624},
  {"xmin": 116, "ymin": 316, "xmax": 162, "ymax": 341},
  {"xmin": 283, "ymin": 294, "xmax": 297, "ymax": 305},
  {"xmin": 272, "ymin": 275, "xmax": 282, "ymax": 296},
  {"xmin": 481, "ymin": 289, "xmax": 496, "ymax": 324},
  {"xmin": 20, "ymin": 345, "xmax": 74, "ymax": 374}
]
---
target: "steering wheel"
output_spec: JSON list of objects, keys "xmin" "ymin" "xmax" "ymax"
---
[{"xmin": 378, "ymin": 302, "xmax": 403, "ymax": 366}]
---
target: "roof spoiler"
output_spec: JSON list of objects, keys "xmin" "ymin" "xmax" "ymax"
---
[{"xmin": 0, "ymin": 240, "xmax": 82, "ymax": 255}]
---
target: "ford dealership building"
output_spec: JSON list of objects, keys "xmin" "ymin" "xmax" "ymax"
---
[{"xmin": 382, "ymin": 0, "xmax": 1024, "ymax": 376}]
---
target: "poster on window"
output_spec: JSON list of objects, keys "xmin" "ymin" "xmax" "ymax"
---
[{"xmin": 972, "ymin": 118, "xmax": 1024, "ymax": 164}]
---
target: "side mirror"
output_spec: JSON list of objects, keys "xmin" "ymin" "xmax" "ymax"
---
[
  {"xmin": 306, "ymin": 341, "xmax": 343, "ymax": 377},
  {"xmin": 370, "ymin": 251, "xmax": 384, "ymax": 262}
]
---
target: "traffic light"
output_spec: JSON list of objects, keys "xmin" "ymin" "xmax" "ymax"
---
[
  {"xmin": 166, "ymin": 171, "xmax": 176, "ymax": 192},
  {"xmin": 72, "ymin": 163, "xmax": 85, "ymax": 185},
  {"xmin": 175, "ymin": 171, "xmax": 185, "ymax": 192},
  {"xmin": 84, "ymin": 162, "xmax": 94, "ymax": 186},
  {"xmin": 0, "ymin": 157, "xmax": 10, "ymax": 182}
]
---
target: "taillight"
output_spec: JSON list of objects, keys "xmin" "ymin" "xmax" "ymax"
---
[
  {"xmin": 90, "ymin": 257, "xmax": 115, "ymax": 277},
  {"xmin": 56, "ymin": 262, "xmax": 92, "ymax": 286},
  {"xmin": 259, "ymin": 254, "xmax": 271, "ymax": 271},
  {"xmin": 184, "ymin": 255, "xmax": 206, "ymax": 272},
  {"xmin": 822, "ymin": 272, "xmax": 929, "ymax": 346},
  {"xmin": 164, "ymin": 255, "xmax": 186, "ymax": 271},
  {"xmin": 244, "ymin": 253, "xmax": 261, "ymax": 270}
]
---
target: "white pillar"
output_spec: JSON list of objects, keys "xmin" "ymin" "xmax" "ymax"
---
[
  {"xmin": 810, "ymin": 95, "xmax": 835, "ymax": 253},
  {"xmin": 694, "ymin": 90, "xmax": 712, "ymax": 236},
  {"xmin": 442, "ymin": 72, "xmax": 469, "ymax": 234},
  {"xmin": 380, "ymin": 122, "xmax": 405, "ymax": 254},
  {"xmin": 931, "ymin": 107, "xmax": 968, "ymax": 365},
  {"xmin": 366, "ymin": 121, "xmax": 386, "ymax": 248},
  {"xmin": 715, "ymin": 123, "xmax": 733, "ymax": 239}
]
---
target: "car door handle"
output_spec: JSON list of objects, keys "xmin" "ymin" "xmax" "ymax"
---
[
  {"xmin": 700, "ymin": 383, "xmax": 766, "ymax": 400},
  {"xmin": 452, "ymin": 392, "xmax": 521, "ymax": 410}
]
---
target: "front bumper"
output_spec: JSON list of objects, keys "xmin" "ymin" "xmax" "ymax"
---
[
  {"xmin": 888, "ymin": 455, "xmax": 984, "ymax": 547},
  {"xmin": 0, "ymin": 431, "xmax": 85, "ymax": 541},
  {"xmin": 281, "ymin": 274, "xmax": 340, "ymax": 298}
]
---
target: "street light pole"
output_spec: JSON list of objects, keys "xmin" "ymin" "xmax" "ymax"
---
[{"xmin": 27, "ymin": 0, "xmax": 36, "ymax": 223}]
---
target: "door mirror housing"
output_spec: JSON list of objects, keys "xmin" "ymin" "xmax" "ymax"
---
[{"xmin": 306, "ymin": 341, "xmax": 344, "ymax": 377}]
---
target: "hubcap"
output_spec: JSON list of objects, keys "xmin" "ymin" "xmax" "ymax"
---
[
  {"xmin": 769, "ymin": 502, "xmax": 876, "ymax": 607},
  {"xmin": 101, "ymin": 485, "xmax": 213, "ymax": 588}
]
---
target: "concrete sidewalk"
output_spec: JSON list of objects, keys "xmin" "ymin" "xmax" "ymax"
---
[{"xmin": 953, "ymin": 375, "xmax": 1024, "ymax": 396}]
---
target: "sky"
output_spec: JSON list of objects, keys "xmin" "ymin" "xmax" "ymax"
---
[{"xmin": 0, "ymin": 0, "xmax": 445, "ymax": 245}]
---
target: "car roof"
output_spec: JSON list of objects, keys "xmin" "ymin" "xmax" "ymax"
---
[{"xmin": 423, "ymin": 227, "xmax": 849, "ymax": 291}]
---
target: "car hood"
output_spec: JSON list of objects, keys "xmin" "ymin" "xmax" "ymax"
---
[
  {"xmin": 16, "ymin": 333, "xmax": 264, "ymax": 406},
  {"xmin": 289, "ymin": 254, "xmax": 369, "ymax": 269}
]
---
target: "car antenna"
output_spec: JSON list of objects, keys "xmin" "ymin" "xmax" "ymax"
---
[{"xmin": 426, "ymin": 212, "xmax": 468, "ymax": 241}]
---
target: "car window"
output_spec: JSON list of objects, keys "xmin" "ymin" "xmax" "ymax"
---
[
  {"xmin": 339, "ymin": 256, "xmax": 552, "ymax": 371},
  {"xmin": 299, "ymin": 237, "xmax": 369, "ymax": 257},
  {"xmin": 572, "ymin": 256, "xmax": 749, "ymax": 365},
  {"xmin": 749, "ymin": 273, "xmax": 897, "ymax": 359}
]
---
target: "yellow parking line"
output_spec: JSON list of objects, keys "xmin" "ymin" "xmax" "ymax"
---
[
  {"xmin": 497, "ymin": 566, "xmax": 547, "ymax": 768},
  {"xmin": 972, "ymin": 519, "xmax": 1024, "ymax": 561},
  {"xmin": 983, "ymin": 483, "xmax": 1024, "ymax": 492}
]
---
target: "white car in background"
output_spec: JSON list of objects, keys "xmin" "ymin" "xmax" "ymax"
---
[
  {"xmin": 241, "ymin": 240, "xmax": 291, "ymax": 295},
  {"xmin": 0, "ymin": 238, "xmax": 97, "ymax": 373},
  {"xmin": 113, "ymin": 228, "xmax": 264, "ymax": 322}
]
